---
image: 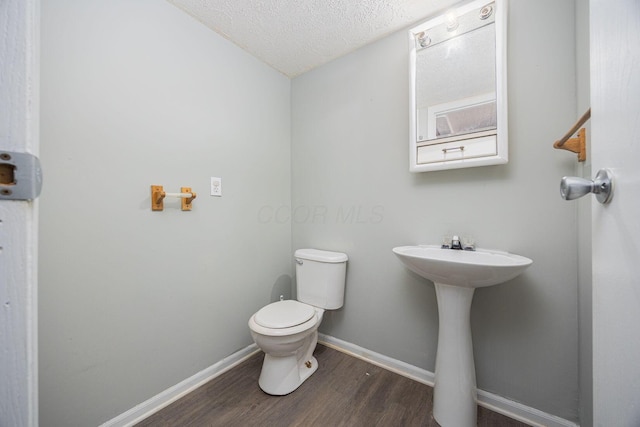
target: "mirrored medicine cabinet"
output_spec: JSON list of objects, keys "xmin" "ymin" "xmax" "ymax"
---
[{"xmin": 408, "ymin": 0, "xmax": 507, "ymax": 172}]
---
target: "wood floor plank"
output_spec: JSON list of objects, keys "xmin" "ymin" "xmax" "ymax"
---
[{"xmin": 136, "ymin": 345, "xmax": 530, "ymax": 426}]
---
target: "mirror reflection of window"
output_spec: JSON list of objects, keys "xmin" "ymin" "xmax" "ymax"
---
[
  {"xmin": 437, "ymin": 101, "xmax": 496, "ymax": 137},
  {"xmin": 425, "ymin": 92, "xmax": 498, "ymax": 140}
]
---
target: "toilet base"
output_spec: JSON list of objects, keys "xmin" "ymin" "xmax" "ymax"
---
[
  {"xmin": 258, "ymin": 355, "xmax": 318, "ymax": 395},
  {"xmin": 250, "ymin": 309, "xmax": 323, "ymax": 396}
]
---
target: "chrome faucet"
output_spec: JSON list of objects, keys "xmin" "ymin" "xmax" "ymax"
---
[{"xmin": 442, "ymin": 235, "xmax": 476, "ymax": 251}]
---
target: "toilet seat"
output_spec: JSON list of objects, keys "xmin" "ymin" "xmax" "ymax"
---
[
  {"xmin": 249, "ymin": 301, "xmax": 321, "ymax": 337},
  {"xmin": 254, "ymin": 300, "xmax": 315, "ymax": 329}
]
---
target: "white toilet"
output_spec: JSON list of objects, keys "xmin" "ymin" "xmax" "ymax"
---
[{"xmin": 248, "ymin": 248, "xmax": 348, "ymax": 395}]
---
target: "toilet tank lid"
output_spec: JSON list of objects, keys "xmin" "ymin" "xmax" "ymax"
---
[{"xmin": 295, "ymin": 249, "xmax": 348, "ymax": 263}]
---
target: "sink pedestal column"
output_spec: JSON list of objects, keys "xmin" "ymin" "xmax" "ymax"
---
[{"xmin": 433, "ymin": 283, "xmax": 477, "ymax": 427}]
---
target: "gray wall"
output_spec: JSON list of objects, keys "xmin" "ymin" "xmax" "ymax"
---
[
  {"xmin": 291, "ymin": 0, "xmax": 580, "ymax": 422},
  {"xmin": 39, "ymin": 1, "xmax": 291, "ymax": 426}
]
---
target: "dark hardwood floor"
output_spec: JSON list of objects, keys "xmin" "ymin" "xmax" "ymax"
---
[{"xmin": 136, "ymin": 344, "xmax": 530, "ymax": 426}]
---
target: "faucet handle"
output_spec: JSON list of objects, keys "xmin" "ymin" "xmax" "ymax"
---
[
  {"xmin": 462, "ymin": 236, "xmax": 476, "ymax": 251},
  {"xmin": 441, "ymin": 235, "xmax": 453, "ymax": 249}
]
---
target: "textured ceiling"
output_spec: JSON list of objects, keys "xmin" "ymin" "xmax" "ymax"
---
[{"xmin": 167, "ymin": 0, "xmax": 459, "ymax": 77}]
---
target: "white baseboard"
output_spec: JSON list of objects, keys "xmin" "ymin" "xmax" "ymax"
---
[
  {"xmin": 318, "ymin": 334, "xmax": 579, "ymax": 427},
  {"xmin": 476, "ymin": 389, "xmax": 579, "ymax": 427},
  {"xmin": 318, "ymin": 333, "xmax": 436, "ymax": 386},
  {"xmin": 100, "ymin": 344, "xmax": 260, "ymax": 427},
  {"xmin": 102, "ymin": 336, "xmax": 578, "ymax": 427}
]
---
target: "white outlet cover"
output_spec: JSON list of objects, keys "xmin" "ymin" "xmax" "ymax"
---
[{"xmin": 210, "ymin": 177, "xmax": 222, "ymax": 196}]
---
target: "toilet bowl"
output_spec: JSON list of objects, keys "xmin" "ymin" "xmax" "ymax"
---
[
  {"xmin": 249, "ymin": 300, "xmax": 324, "ymax": 395},
  {"xmin": 248, "ymin": 249, "xmax": 348, "ymax": 395}
]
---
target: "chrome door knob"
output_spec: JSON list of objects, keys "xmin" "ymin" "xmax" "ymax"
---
[{"xmin": 560, "ymin": 168, "xmax": 613, "ymax": 204}]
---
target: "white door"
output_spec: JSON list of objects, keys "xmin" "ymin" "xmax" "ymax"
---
[
  {"xmin": 591, "ymin": 0, "xmax": 640, "ymax": 425},
  {"xmin": 0, "ymin": 0, "xmax": 39, "ymax": 426}
]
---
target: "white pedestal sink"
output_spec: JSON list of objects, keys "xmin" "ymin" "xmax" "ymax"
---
[{"xmin": 393, "ymin": 245, "xmax": 532, "ymax": 427}]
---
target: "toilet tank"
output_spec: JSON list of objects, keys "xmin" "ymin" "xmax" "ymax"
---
[{"xmin": 295, "ymin": 249, "xmax": 348, "ymax": 310}]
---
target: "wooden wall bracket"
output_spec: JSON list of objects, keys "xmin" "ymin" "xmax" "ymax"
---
[
  {"xmin": 180, "ymin": 187, "xmax": 196, "ymax": 211},
  {"xmin": 554, "ymin": 127, "xmax": 587, "ymax": 162},
  {"xmin": 151, "ymin": 185, "xmax": 165, "ymax": 211},
  {"xmin": 553, "ymin": 108, "xmax": 590, "ymax": 162}
]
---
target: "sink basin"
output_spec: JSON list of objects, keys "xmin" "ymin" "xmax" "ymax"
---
[
  {"xmin": 392, "ymin": 245, "xmax": 532, "ymax": 288},
  {"xmin": 393, "ymin": 244, "xmax": 532, "ymax": 427}
]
